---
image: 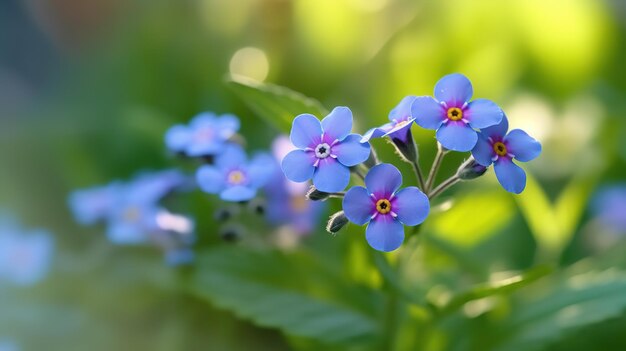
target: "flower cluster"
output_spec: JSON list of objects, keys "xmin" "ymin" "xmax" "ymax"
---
[
  {"xmin": 282, "ymin": 73, "xmax": 542, "ymax": 251},
  {"xmin": 0, "ymin": 213, "xmax": 54, "ymax": 286},
  {"xmin": 68, "ymin": 170, "xmax": 195, "ymax": 266}
]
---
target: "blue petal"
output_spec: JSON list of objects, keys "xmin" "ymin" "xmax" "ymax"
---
[
  {"xmin": 465, "ymin": 99, "xmax": 503, "ymax": 129},
  {"xmin": 411, "ymin": 96, "xmax": 445, "ymax": 130},
  {"xmin": 471, "ymin": 135, "xmax": 495, "ymax": 166},
  {"xmin": 190, "ymin": 112, "xmax": 217, "ymax": 128},
  {"xmin": 215, "ymin": 144, "xmax": 248, "ymax": 169},
  {"xmin": 393, "ymin": 186, "xmax": 429, "ymax": 226},
  {"xmin": 385, "ymin": 119, "xmax": 414, "ymax": 140},
  {"xmin": 505, "ymin": 129, "xmax": 542, "ymax": 162},
  {"xmin": 282, "ymin": 149, "xmax": 316, "ymax": 183},
  {"xmin": 434, "ymin": 73, "xmax": 473, "ymax": 106},
  {"xmin": 221, "ymin": 186, "xmax": 257, "ymax": 202},
  {"xmin": 494, "ymin": 158, "xmax": 526, "ymax": 194},
  {"xmin": 165, "ymin": 125, "xmax": 190, "ymax": 152},
  {"xmin": 312, "ymin": 158, "xmax": 350, "ymax": 192},
  {"xmin": 365, "ymin": 215, "xmax": 404, "ymax": 252},
  {"xmin": 343, "ymin": 186, "xmax": 375, "ymax": 225},
  {"xmin": 321, "ymin": 106, "xmax": 353, "ymax": 142},
  {"xmin": 333, "ymin": 134, "xmax": 371, "ymax": 167},
  {"xmin": 196, "ymin": 165, "xmax": 225, "ymax": 194},
  {"xmin": 216, "ymin": 114, "xmax": 240, "ymax": 138},
  {"xmin": 388, "ymin": 96, "xmax": 416, "ymax": 123},
  {"xmin": 436, "ymin": 122, "xmax": 478, "ymax": 152},
  {"xmin": 290, "ymin": 114, "xmax": 323, "ymax": 149},
  {"xmin": 361, "ymin": 124, "xmax": 393, "ymax": 142},
  {"xmin": 248, "ymin": 152, "xmax": 277, "ymax": 188},
  {"xmin": 187, "ymin": 141, "xmax": 224, "ymax": 157},
  {"xmin": 481, "ymin": 114, "xmax": 509, "ymax": 140},
  {"xmin": 365, "ymin": 163, "xmax": 402, "ymax": 198}
]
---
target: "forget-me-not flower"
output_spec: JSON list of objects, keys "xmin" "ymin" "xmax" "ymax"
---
[
  {"xmin": 265, "ymin": 136, "xmax": 325, "ymax": 235},
  {"xmin": 196, "ymin": 144, "xmax": 274, "ymax": 202},
  {"xmin": 0, "ymin": 216, "xmax": 54, "ymax": 286},
  {"xmin": 361, "ymin": 96, "xmax": 417, "ymax": 143},
  {"xmin": 68, "ymin": 182, "xmax": 122, "ymax": 225},
  {"xmin": 282, "ymin": 107, "xmax": 371, "ymax": 193},
  {"xmin": 590, "ymin": 185, "xmax": 626, "ymax": 234},
  {"xmin": 342, "ymin": 163, "xmax": 430, "ymax": 252},
  {"xmin": 411, "ymin": 73, "xmax": 503, "ymax": 152},
  {"xmin": 471, "ymin": 115, "xmax": 541, "ymax": 194},
  {"xmin": 165, "ymin": 112, "xmax": 240, "ymax": 157}
]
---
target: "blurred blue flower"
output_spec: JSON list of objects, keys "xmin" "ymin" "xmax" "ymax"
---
[
  {"xmin": 0, "ymin": 339, "xmax": 18, "ymax": 351},
  {"xmin": 68, "ymin": 182, "xmax": 122, "ymax": 225},
  {"xmin": 282, "ymin": 107, "xmax": 371, "ymax": 192},
  {"xmin": 265, "ymin": 136, "xmax": 325, "ymax": 235},
  {"xmin": 0, "ymin": 216, "xmax": 53, "ymax": 286},
  {"xmin": 165, "ymin": 112, "xmax": 240, "ymax": 157},
  {"xmin": 590, "ymin": 185, "xmax": 626, "ymax": 233},
  {"xmin": 342, "ymin": 164, "xmax": 429, "ymax": 252},
  {"xmin": 471, "ymin": 116, "xmax": 541, "ymax": 194},
  {"xmin": 362, "ymin": 96, "xmax": 417, "ymax": 143},
  {"xmin": 411, "ymin": 73, "xmax": 503, "ymax": 152},
  {"xmin": 196, "ymin": 144, "xmax": 274, "ymax": 202}
]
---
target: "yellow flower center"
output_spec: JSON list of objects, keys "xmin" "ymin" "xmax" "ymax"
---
[
  {"xmin": 447, "ymin": 107, "xmax": 463, "ymax": 121},
  {"xmin": 493, "ymin": 141, "xmax": 508, "ymax": 156},
  {"xmin": 123, "ymin": 207, "xmax": 141, "ymax": 222},
  {"xmin": 376, "ymin": 199, "xmax": 392, "ymax": 214},
  {"xmin": 228, "ymin": 170, "xmax": 246, "ymax": 185}
]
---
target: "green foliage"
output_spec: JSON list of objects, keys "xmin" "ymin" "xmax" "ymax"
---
[
  {"xmin": 226, "ymin": 78, "xmax": 329, "ymax": 133},
  {"xmin": 187, "ymin": 247, "xmax": 382, "ymax": 346}
]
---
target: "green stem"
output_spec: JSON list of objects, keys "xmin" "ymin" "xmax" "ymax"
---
[
  {"xmin": 411, "ymin": 160, "xmax": 426, "ymax": 191},
  {"xmin": 428, "ymin": 176, "xmax": 460, "ymax": 199},
  {"xmin": 425, "ymin": 143, "xmax": 446, "ymax": 192}
]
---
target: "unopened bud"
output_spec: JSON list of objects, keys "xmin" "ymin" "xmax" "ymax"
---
[
  {"xmin": 389, "ymin": 130, "xmax": 418, "ymax": 163},
  {"xmin": 306, "ymin": 186, "xmax": 330, "ymax": 201},
  {"xmin": 214, "ymin": 205, "xmax": 240, "ymax": 222},
  {"xmin": 219, "ymin": 224, "xmax": 245, "ymax": 242},
  {"xmin": 326, "ymin": 211, "xmax": 349, "ymax": 234},
  {"xmin": 456, "ymin": 158, "xmax": 488, "ymax": 180},
  {"xmin": 247, "ymin": 198, "xmax": 266, "ymax": 215}
]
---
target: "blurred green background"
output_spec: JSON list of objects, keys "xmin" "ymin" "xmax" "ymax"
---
[{"xmin": 2, "ymin": 0, "xmax": 626, "ymax": 350}]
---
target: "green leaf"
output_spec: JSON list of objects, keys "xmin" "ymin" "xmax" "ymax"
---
[
  {"xmin": 436, "ymin": 265, "xmax": 554, "ymax": 315},
  {"xmin": 187, "ymin": 247, "xmax": 381, "ymax": 345},
  {"xmin": 514, "ymin": 172, "xmax": 596, "ymax": 259},
  {"xmin": 493, "ymin": 269, "xmax": 626, "ymax": 351},
  {"xmin": 226, "ymin": 77, "xmax": 329, "ymax": 133}
]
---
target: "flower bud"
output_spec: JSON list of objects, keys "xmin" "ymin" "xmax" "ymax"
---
[
  {"xmin": 363, "ymin": 147, "xmax": 380, "ymax": 169},
  {"xmin": 247, "ymin": 198, "xmax": 266, "ymax": 215},
  {"xmin": 389, "ymin": 131, "xmax": 418, "ymax": 163},
  {"xmin": 219, "ymin": 224, "xmax": 246, "ymax": 242},
  {"xmin": 326, "ymin": 211, "xmax": 349, "ymax": 234},
  {"xmin": 306, "ymin": 186, "xmax": 330, "ymax": 201},
  {"xmin": 456, "ymin": 158, "xmax": 488, "ymax": 180},
  {"xmin": 214, "ymin": 205, "xmax": 240, "ymax": 222}
]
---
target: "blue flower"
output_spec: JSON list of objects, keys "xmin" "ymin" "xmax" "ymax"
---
[
  {"xmin": 471, "ymin": 115, "xmax": 541, "ymax": 194},
  {"xmin": 411, "ymin": 73, "xmax": 503, "ymax": 152},
  {"xmin": 165, "ymin": 112, "xmax": 240, "ymax": 157},
  {"xmin": 0, "ymin": 339, "xmax": 18, "ymax": 351},
  {"xmin": 196, "ymin": 144, "xmax": 274, "ymax": 202},
  {"xmin": 590, "ymin": 185, "xmax": 626, "ymax": 234},
  {"xmin": 68, "ymin": 182, "xmax": 122, "ymax": 225},
  {"xmin": 342, "ymin": 164, "xmax": 430, "ymax": 252},
  {"xmin": 362, "ymin": 96, "xmax": 417, "ymax": 143},
  {"xmin": 0, "ymin": 216, "xmax": 54, "ymax": 286},
  {"xmin": 265, "ymin": 136, "xmax": 325, "ymax": 235},
  {"xmin": 282, "ymin": 107, "xmax": 371, "ymax": 193}
]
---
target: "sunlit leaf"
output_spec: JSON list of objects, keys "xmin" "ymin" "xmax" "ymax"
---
[
  {"xmin": 187, "ymin": 247, "xmax": 381, "ymax": 345},
  {"xmin": 226, "ymin": 77, "xmax": 329, "ymax": 133}
]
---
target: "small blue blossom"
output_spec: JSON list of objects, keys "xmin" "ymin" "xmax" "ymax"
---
[
  {"xmin": 411, "ymin": 73, "xmax": 503, "ymax": 152},
  {"xmin": 165, "ymin": 112, "xmax": 240, "ymax": 157},
  {"xmin": 265, "ymin": 136, "xmax": 325, "ymax": 235},
  {"xmin": 471, "ymin": 115, "xmax": 541, "ymax": 194},
  {"xmin": 590, "ymin": 185, "xmax": 626, "ymax": 234},
  {"xmin": 196, "ymin": 144, "xmax": 275, "ymax": 202},
  {"xmin": 282, "ymin": 107, "xmax": 371, "ymax": 193},
  {"xmin": 68, "ymin": 182, "xmax": 122, "ymax": 225},
  {"xmin": 342, "ymin": 164, "xmax": 430, "ymax": 252},
  {"xmin": 362, "ymin": 96, "xmax": 417, "ymax": 143},
  {"xmin": 0, "ymin": 216, "xmax": 54, "ymax": 286}
]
